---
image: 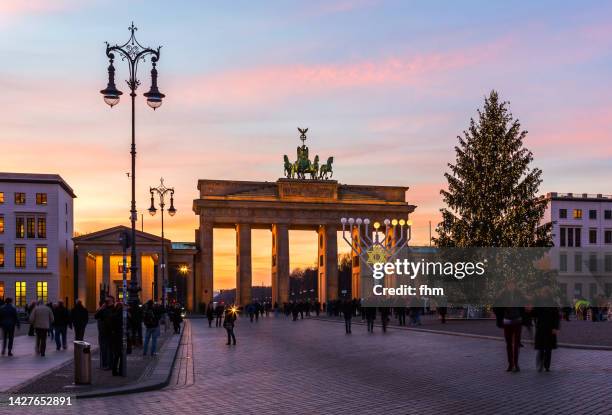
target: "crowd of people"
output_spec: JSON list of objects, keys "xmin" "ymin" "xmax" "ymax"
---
[{"xmin": 0, "ymin": 296, "xmax": 184, "ymax": 375}]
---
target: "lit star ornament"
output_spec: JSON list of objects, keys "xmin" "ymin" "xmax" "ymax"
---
[{"xmin": 366, "ymin": 245, "xmax": 389, "ymax": 266}]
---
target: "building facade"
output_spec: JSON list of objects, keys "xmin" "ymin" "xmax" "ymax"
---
[
  {"xmin": 0, "ymin": 173, "xmax": 75, "ymax": 308},
  {"xmin": 543, "ymin": 192, "xmax": 612, "ymax": 302}
]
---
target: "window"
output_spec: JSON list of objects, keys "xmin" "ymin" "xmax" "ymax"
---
[
  {"xmin": 605, "ymin": 210, "xmax": 612, "ymax": 220},
  {"xmin": 319, "ymin": 255, "xmax": 324, "ymax": 266},
  {"xmin": 573, "ymin": 209, "xmax": 582, "ymax": 219},
  {"xmin": 36, "ymin": 193, "xmax": 47, "ymax": 205},
  {"xmin": 0, "ymin": 246, "xmax": 3, "ymax": 268},
  {"xmin": 15, "ymin": 282, "xmax": 26, "ymax": 307},
  {"xmin": 562, "ymin": 227, "xmax": 581, "ymax": 247},
  {"xmin": 559, "ymin": 209, "xmax": 567, "ymax": 219},
  {"xmin": 117, "ymin": 263, "xmax": 131, "ymax": 274},
  {"xmin": 0, "ymin": 192, "xmax": 3, "ymax": 204},
  {"xmin": 559, "ymin": 253, "xmax": 567, "ymax": 272},
  {"xmin": 27, "ymin": 218, "xmax": 35, "ymax": 238},
  {"xmin": 0, "ymin": 281, "xmax": 4, "ymax": 299},
  {"xmin": 589, "ymin": 253, "xmax": 597, "ymax": 272},
  {"xmin": 0, "ymin": 215, "xmax": 3, "ymax": 234},
  {"xmin": 14, "ymin": 192, "xmax": 25, "ymax": 204},
  {"xmin": 606, "ymin": 255, "xmax": 612, "ymax": 273},
  {"xmin": 36, "ymin": 281, "xmax": 48, "ymax": 303},
  {"xmin": 589, "ymin": 229, "xmax": 597, "ymax": 244},
  {"xmin": 574, "ymin": 253, "xmax": 582, "ymax": 272},
  {"xmin": 15, "ymin": 246, "xmax": 26, "ymax": 268},
  {"xmin": 37, "ymin": 217, "xmax": 46, "ymax": 238},
  {"xmin": 589, "ymin": 210, "xmax": 597, "ymax": 220},
  {"xmin": 15, "ymin": 217, "xmax": 24, "ymax": 238},
  {"xmin": 36, "ymin": 246, "xmax": 48, "ymax": 268},
  {"xmin": 589, "ymin": 283, "xmax": 597, "ymax": 300},
  {"xmin": 574, "ymin": 283, "xmax": 583, "ymax": 297},
  {"xmin": 606, "ymin": 230, "xmax": 612, "ymax": 244}
]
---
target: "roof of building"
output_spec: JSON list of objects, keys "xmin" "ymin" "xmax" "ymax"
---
[
  {"xmin": 545, "ymin": 192, "xmax": 612, "ymax": 202},
  {"xmin": 0, "ymin": 172, "xmax": 76, "ymax": 198}
]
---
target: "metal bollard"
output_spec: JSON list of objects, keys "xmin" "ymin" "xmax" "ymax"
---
[{"xmin": 74, "ymin": 341, "xmax": 92, "ymax": 385}]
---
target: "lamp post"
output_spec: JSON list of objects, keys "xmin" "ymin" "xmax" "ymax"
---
[
  {"xmin": 148, "ymin": 178, "xmax": 176, "ymax": 306},
  {"xmin": 100, "ymin": 22, "xmax": 165, "ymax": 310}
]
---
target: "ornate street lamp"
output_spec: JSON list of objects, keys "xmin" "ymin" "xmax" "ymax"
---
[
  {"xmin": 149, "ymin": 178, "xmax": 176, "ymax": 306},
  {"xmin": 100, "ymin": 23, "xmax": 165, "ymax": 309}
]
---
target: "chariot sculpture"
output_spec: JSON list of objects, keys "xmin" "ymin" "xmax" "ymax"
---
[{"xmin": 283, "ymin": 127, "xmax": 334, "ymax": 180}]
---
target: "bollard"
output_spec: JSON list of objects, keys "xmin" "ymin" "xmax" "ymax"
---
[{"xmin": 74, "ymin": 341, "xmax": 92, "ymax": 385}]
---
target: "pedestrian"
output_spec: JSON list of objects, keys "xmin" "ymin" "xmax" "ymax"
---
[
  {"xmin": 94, "ymin": 297, "xmax": 114, "ymax": 369},
  {"xmin": 215, "ymin": 303, "xmax": 225, "ymax": 327},
  {"xmin": 26, "ymin": 301, "xmax": 36, "ymax": 336},
  {"xmin": 380, "ymin": 307, "xmax": 390, "ymax": 333},
  {"xmin": 365, "ymin": 306, "xmax": 376, "ymax": 333},
  {"xmin": 206, "ymin": 303, "xmax": 214, "ymax": 328},
  {"xmin": 342, "ymin": 300, "xmax": 353, "ymax": 334},
  {"xmin": 110, "ymin": 302, "xmax": 124, "ymax": 376},
  {"xmin": 396, "ymin": 306, "xmax": 406, "ymax": 326},
  {"xmin": 52, "ymin": 300, "xmax": 71, "ymax": 350},
  {"xmin": 494, "ymin": 305, "xmax": 525, "ymax": 372},
  {"xmin": 223, "ymin": 306, "xmax": 237, "ymax": 345},
  {"xmin": 438, "ymin": 306, "xmax": 447, "ymax": 324},
  {"xmin": 170, "ymin": 305, "xmax": 183, "ymax": 334},
  {"xmin": 0, "ymin": 298, "xmax": 20, "ymax": 356},
  {"xmin": 29, "ymin": 300, "xmax": 54, "ymax": 357},
  {"xmin": 142, "ymin": 300, "xmax": 161, "ymax": 356},
  {"xmin": 71, "ymin": 300, "xmax": 89, "ymax": 341},
  {"xmin": 531, "ymin": 290, "xmax": 561, "ymax": 372}
]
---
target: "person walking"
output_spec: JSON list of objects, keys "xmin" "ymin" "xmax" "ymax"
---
[
  {"xmin": 215, "ymin": 303, "xmax": 225, "ymax": 327},
  {"xmin": 71, "ymin": 300, "xmax": 89, "ymax": 341},
  {"xmin": 206, "ymin": 303, "xmax": 214, "ymax": 328},
  {"xmin": 0, "ymin": 298, "xmax": 20, "ymax": 356},
  {"xmin": 532, "ymin": 302, "xmax": 561, "ymax": 372},
  {"xmin": 495, "ymin": 306, "xmax": 525, "ymax": 372},
  {"xmin": 380, "ymin": 307, "xmax": 390, "ymax": 333},
  {"xmin": 29, "ymin": 300, "xmax": 54, "ymax": 357},
  {"xmin": 365, "ymin": 306, "xmax": 376, "ymax": 333},
  {"xmin": 223, "ymin": 307, "xmax": 237, "ymax": 345},
  {"xmin": 94, "ymin": 297, "xmax": 114, "ymax": 370},
  {"xmin": 342, "ymin": 300, "xmax": 353, "ymax": 334},
  {"xmin": 438, "ymin": 306, "xmax": 448, "ymax": 324},
  {"xmin": 52, "ymin": 300, "xmax": 71, "ymax": 351},
  {"xmin": 110, "ymin": 302, "xmax": 124, "ymax": 376},
  {"xmin": 142, "ymin": 300, "xmax": 161, "ymax": 356}
]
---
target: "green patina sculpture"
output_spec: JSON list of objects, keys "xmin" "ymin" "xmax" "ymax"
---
[{"xmin": 283, "ymin": 128, "xmax": 334, "ymax": 180}]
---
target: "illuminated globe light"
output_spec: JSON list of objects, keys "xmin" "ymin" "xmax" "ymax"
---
[
  {"xmin": 348, "ymin": 218, "xmax": 355, "ymax": 225},
  {"xmin": 356, "ymin": 218, "xmax": 363, "ymax": 225},
  {"xmin": 364, "ymin": 218, "xmax": 370, "ymax": 225},
  {"xmin": 391, "ymin": 219, "xmax": 398, "ymax": 226},
  {"xmin": 407, "ymin": 219, "xmax": 413, "ymax": 226},
  {"xmin": 384, "ymin": 219, "xmax": 391, "ymax": 226},
  {"xmin": 341, "ymin": 217, "xmax": 347, "ymax": 225},
  {"xmin": 373, "ymin": 222, "xmax": 380, "ymax": 230},
  {"xmin": 399, "ymin": 219, "xmax": 406, "ymax": 226}
]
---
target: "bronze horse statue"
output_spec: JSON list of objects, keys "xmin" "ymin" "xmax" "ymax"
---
[{"xmin": 319, "ymin": 156, "xmax": 333, "ymax": 179}]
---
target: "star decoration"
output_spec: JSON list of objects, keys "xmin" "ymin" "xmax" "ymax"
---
[{"xmin": 366, "ymin": 245, "xmax": 390, "ymax": 266}]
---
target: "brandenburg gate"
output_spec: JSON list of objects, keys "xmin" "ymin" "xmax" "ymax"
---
[{"xmin": 192, "ymin": 129, "xmax": 415, "ymax": 306}]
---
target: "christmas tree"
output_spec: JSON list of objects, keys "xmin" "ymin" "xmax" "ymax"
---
[{"xmin": 434, "ymin": 91, "xmax": 552, "ymax": 248}]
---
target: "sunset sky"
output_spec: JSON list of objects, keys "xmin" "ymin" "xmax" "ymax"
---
[{"xmin": 1, "ymin": 1, "xmax": 611, "ymax": 288}]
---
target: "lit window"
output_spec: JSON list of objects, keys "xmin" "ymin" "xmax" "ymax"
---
[
  {"xmin": 14, "ymin": 193, "xmax": 25, "ymax": 204},
  {"xmin": 0, "ymin": 192, "xmax": 4, "ymax": 204},
  {"xmin": 0, "ymin": 246, "xmax": 4, "ymax": 267},
  {"xmin": 36, "ymin": 281, "xmax": 48, "ymax": 303},
  {"xmin": 0, "ymin": 216, "xmax": 4, "ymax": 234},
  {"xmin": 573, "ymin": 209, "xmax": 583, "ymax": 219},
  {"xmin": 36, "ymin": 246, "xmax": 48, "ymax": 268},
  {"xmin": 15, "ymin": 246, "xmax": 26, "ymax": 268},
  {"xmin": 15, "ymin": 217, "xmax": 24, "ymax": 238},
  {"xmin": 0, "ymin": 281, "xmax": 4, "ymax": 299},
  {"xmin": 36, "ymin": 193, "xmax": 47, "ymax": 205},
  {"xmin": 27, "ymin": 218, "xmax": 35, "ymax": 238},
  {"xmin": 37, "ymin": 218, "xmax": 46, "ymax": 238},
  {"xmin": 15, "ymin": 282, "xmax": 26, "ymax": 307}
]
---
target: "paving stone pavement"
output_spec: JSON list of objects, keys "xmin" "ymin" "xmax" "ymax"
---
[{"xmin": 2, "ymin": 316, "xmax": 611, "ymax": 415}]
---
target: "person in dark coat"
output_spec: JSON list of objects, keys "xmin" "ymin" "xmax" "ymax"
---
[
  {"xmin": 0, "ymin": 298, "xmax": 20, "ymax": 356},
  {"xmin": 342, "ymin": 300, "xmax": 353, "ymax": 334},
  {"xmin": 380, "ymin": 307, "xmax": 391, "ymax": 333},
  {"xmin": 223, "ymin": 307, "xmax": 237, "ymax": 345},
  {"xmin": 94, "ymin": 297, "xmax": 114, "ymax": 369},
  {"xmin": 110, "ymin": 303, "xmax": 124, "ymax": 376},
  {"xmin": 206, "ymin": 303, "xmax": 214, "ymax": 328},
  {"xmin": 71, "ymin": 300, "xmax": 89, "ymax": 341},
  {"xmin": 215, "ymin": 303, "xmax": 225, "ymax": 327},
  {"xmin": 365, "ymin": 306, "xmax": 376, "ymax": 332},
  {"xmin": 532, "ymin": 305, "xmax": 560, "ymax": 372},
  {"xmin": 52, "ymin": 301, "xmax": 71, "ymax": 350}
]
